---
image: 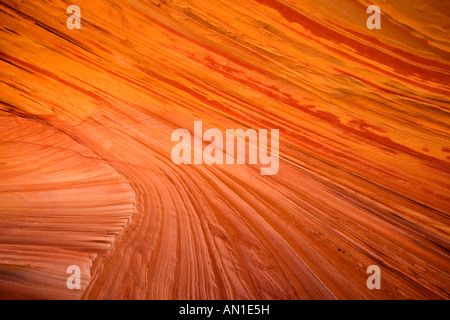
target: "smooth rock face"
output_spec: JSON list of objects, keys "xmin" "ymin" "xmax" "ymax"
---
[{"xmin": 0, "ymin": 0, "xmax": 448, "ymax": 299}]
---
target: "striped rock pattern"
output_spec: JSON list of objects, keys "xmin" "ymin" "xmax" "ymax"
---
[{"xmin": 0, "ymin": 0, "xmax": 449, "ymax": 299}]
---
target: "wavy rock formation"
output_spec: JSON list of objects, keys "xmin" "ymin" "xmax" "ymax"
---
[{"xmin": 0, "ymin": 0, "xmax": 449, "ymax": 299}]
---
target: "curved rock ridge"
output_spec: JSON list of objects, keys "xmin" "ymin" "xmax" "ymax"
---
[
  {"xmin": 0, "ymin": 114, "xmax": 136, "ymax": 299},
  {"xmin": 0, "ymin": 0, "xmax": 449, "ymax": 299}
]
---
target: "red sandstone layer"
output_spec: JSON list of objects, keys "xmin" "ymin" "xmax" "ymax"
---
[{"xmin": 0, "ymin": 0, "xmax": 449, "ymax": 299}]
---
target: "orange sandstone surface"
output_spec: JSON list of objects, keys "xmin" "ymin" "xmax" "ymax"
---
[{"xmin": 0, "ymin": 0, "xmax": 449, "ymax": 299}]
